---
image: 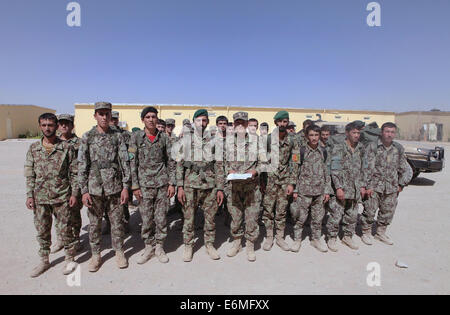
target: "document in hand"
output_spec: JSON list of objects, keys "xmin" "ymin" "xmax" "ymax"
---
[{"xmin": 226, "ymin": 173, "xmax": 252, "ymax": 181}]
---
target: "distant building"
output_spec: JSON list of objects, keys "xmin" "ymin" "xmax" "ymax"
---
[
  {"xmin": 0, "ymin": 105, "xmax": 56, "ymax": 140},
  {"xmin": 396, "ymin": 110, "xmax": 450, "ymax": 142}
]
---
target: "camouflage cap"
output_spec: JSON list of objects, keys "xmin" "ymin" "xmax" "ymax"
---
[
  {"xmin": 352, "ymin": 120, "xmax": 366, "ymax": 129},
  {"xmin": 165, "ymin": 118, "xmax": 175, "ymax": 125},
  {"xmin": 111, "ymin": 111, "xmax": 120, "ymax": 119},
  {"xmin": 274, "ymin": 110, "xmax": 289, "ymax": 121},
  {"xmin": 183, "ymin": 119, "xmax": 191, "ymax": 126},
  {"xmin": 57, "ymin": 114, "xmax": 74, "ymax": 122},
  {"xmin": 233, "ymin": 111, "xmax": 248, "ymax": 122},
  {"xmin": 288, "ymin": 121, "xmax": 296, "ymax": 127},
  {"xmin": 94, "ymin": 102, "xmax": 112, "ymax": 111}
]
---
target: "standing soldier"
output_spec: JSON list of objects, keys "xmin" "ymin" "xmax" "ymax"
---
[
  {"xmin": 290, "ymin": 125, "xmax": 332, "ymax": 253},
  {"xmin": 130, "ymin": 107, "xmax": 176, "ymax": 264},
  {"xmin": 156, "ymin": 119, "xmax": 166, "ymax": 133},
  {"xmin": 360, "ymin": 122, "xmax": 410, "ymax": 245},
  {"xmin": 262, "ymin": 111, "xmax": 298, "ymax": 251},
  {"xmin": 165, "ymin": 118, "xmax": 177, "ymax": 143},
  {"xmin": 286, "ymin": 121, "xmax": 296, "ymax": 134},
  {"xmin": 78, "ymin": 102, "xmax": 131, "ymax": 272},
  {"xmin": 319, "ymin": 126, "xmax": 331, "ymax": 149},
  {"xmin": 296, "ymin": 119, "xmax": 314, "ymax": 147},
  {"xmin": 176, "ymin": 109, "xmax": 225, "ymax": 262},
  {"xmin": 25, "ymin": 113, "xmax": 78, "ymax": 277},
  {"xmin": 215, "ymin": 116, "xmax": 231, "ymax": 224},
  {"xmin": 224, "ymin": 112, "xmax": 262, "ymax": 262},
  {"xmin": 326, "ymin": 122, "xmax": 366, "ymax": 251}
]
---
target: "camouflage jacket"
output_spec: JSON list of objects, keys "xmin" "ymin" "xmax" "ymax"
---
[
  {"xmin": 78, "ymin": 126, "xmax": 131, "ymax": 196},
  {"xmin": 364, "ymin": 139, "xmax": 410, "ymax": 194},
  {"xmin": 176, "ymin": 130, "xmax": 225, "ymax": 190},
  {"xmin": 129, "ymin": 130, "xmax": 176, "ymax": 190},
  {"xmin": 24, "ymin": 138, "xmax": 78, "ymax": 204},
  {"xmin": 330, "ymin": 141, "xmax": 366, "ymax": 200},
  {"xmin": 65, "ymin": 135, "xmax": 81, "ymax": 196},
  {"xmin": 295, "ymin": 130, "xmax": 308, "ymax": 147},
  {"xmin": 264, "ymin": 133, "xmax": 299, "ymax": 186},
  {"xmin": 295, "ymin": 144, "xmax": 332, "ymax": 196}
]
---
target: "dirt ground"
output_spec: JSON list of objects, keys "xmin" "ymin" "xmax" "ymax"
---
[{"xmin": 0, "ymin": 139, "xmax": 449, "ymax": 295}]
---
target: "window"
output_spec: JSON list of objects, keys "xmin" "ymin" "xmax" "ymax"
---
[
  {"xmin": 174, "ymin": 112, "xmax": 182, "ymax": 116},
  {"xmin": 208, "ymin": 112, "xmax": 216, "ymax": 117},
  {"xmin": 335, "ymin": 115, "xmax": 341, "ymax": 119},
  {"xmin": 364, "ymin": 117, "xmax": 370, "ymax": 120},
  {"xmin": 306, "ymin": 115, "xmax": 313, "ymax": 118}
]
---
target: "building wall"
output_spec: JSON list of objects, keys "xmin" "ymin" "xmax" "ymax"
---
[
  {"xmin": 0, "ymin": 105, "xmax": 56, "ymax": 140},
  {"xmin": 396, "ymin": 111, "xmax": 450, "ymax": 142},
  {"xmin": 74, "ymin": 103, "xmax": 396, "ymax": 137}
]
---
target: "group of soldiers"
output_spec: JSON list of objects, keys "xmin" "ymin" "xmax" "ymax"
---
[{"xmin": 25, "ymin": 102, "xmax": 411, "ymax": 278}]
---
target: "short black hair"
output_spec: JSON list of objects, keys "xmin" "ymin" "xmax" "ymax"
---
[
  {"xmin": 38, "ymin": 113, "xmax": 58, "ymax": 125},
  {"xmin": 157, "ymin": 119, "xmax": 166, "ymax": 126},
  {"xmin": 227, "ymin": 122, "xmax": 233, "ymax": 127},
  {"xmin": 345, "ymin": 122, "xmax": 362, "ymax": 133},
  {"xmin": 306, "ymin": 124, "xmax": 321, "ymax": 135},
  {"xmin": 248, "ymin": 118, "xmax": 258, "ymax": 125},
  {"xmin": 260, "ymin": 122, "xmax": 268, "ymax": 127},
  {"xmin": 381, "ymin": 122, "xmax": 397, "ymax": 131},
  {"xmin": 140, "ymin": 106, "xmax": 158, "ymax": 120},
  {"xmin": 320, "ymin": 125, "xmax": 330, "ymax": 133},
  {"xmin": 216, "ymin": 116, "xmax": 228, "ymax": 124},
  {"xmin": 303, "ymin": 119, "xmax": 313, "ymax": 128}
]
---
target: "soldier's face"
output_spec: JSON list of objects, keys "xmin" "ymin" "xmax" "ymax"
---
[
  {"xmin": 346, "ymin": 129, "xmax": 360, "ymax": 145},
  {"xmin": 142, "ymin": 112, "xmax": 158, "ymax": 130},
  {"xmin": 94, "ymin": 109, "xmax": 111, "ymax": 129},
  {"xmin": 216, "ymin": 120, "xmax": 227, "ymax": 133},
  {"xmin": 166, "ymin": 124, "xmax": 175, "ymax": 134},
  {"xmin": 276, "ymin": 118, "xmax": 289, "ymax": 133},
  {"xmin": 381, "ymin": 127, "xmax": 396, "ymax": 144},
  {"xmin": 58, "ymin": 120, "xmax": 74, "ymax": 136},
  {"xmin": 194, "ymin": 116, "xmax": 209, "ymax": 130},
  {"xmin": 320, "ymin": 131, "xmax": 330, "ymax": 143},
  {"xmin": 307, "ymin": 130, "xmax": 320, "ymax": 146},
  {"xmin": 248, "ymin": 121, "xmax": 258, "ymax": 134},
  {"xmin": 39, "ymin": 119, "xmax": 57, "ymax": 138},
  {"xmin": 286, "ymin": 127, "xmax": 295, "ymax": 134},
  {"xmin": 234, "ymin": 120, "xmax": 248, "ymax": 134},
  {"xmin": 260, "ymin": 126, "xmax": 268, "ymax": 135},
  {"xmin": 110, "ymin": 118, "xmax": 119, "ymax": 126},
  {"xmin": 156, "ymin": 124, "xmax": 165, "ymax": 132}
]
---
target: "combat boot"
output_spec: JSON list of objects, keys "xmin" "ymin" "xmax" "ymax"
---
[
  {"xmin": 275, "ymin": 232, "xmax": 290, "ymax": 251},
  {"xmin": 342, "ymin": 236, "xmax": 359, "ymax": 250},
  {"xmin": 115, "ymin": 250, "xmax": 128, "ymax": 269},
  {"xmin": 137, "ymin": 245, "xmax": 154, "ymax": 265},
  {"xmin": 155, "ymin": 244, "xmax": 169, "ymax": 263},
  {"xmin": 263, "ymin": 230, "xmax": 274, "ymax": 251},
  {"xmin": 183, "ymin": 245, "xmax": 193, "ymax": 262},
  {"xmin": 205, "ymin": 243, "xmax": 220, "ymax": 260},
  {"xmin": 50, "ymin": 241, "xmax": 64, "ymax": 254},
  {"xmin": 311, "ymin": 239, "xmax": 328, "ymax": 253},
  {"xmin": 30, "ymin": 256, "xmax": 50, "ymax": 278},
  {"xmin": 246, "ymin": 240, "xmax": 256, "ymax": 262},
  {"xmin": 227, "ymin": 238, "xmax": 242, "ymax": 257},
  {"xmin": 375, "ymin": 225, "xmax": 394, "ymax": 245},
  {"xmin": 88, "ymin": 253, "xmax": 101, "ymax": 272},
  {"xmin": 290, "ymin": 240, "xmax": 302, "ymax": 253},
  {"xmin": 327, "ymin": 237, "xmax": 339, "ymax": 252},
  {"xmin": 361, "ymin": 228, "xmax": 374, "ymax": 245},
  {"xmin": 62, "ymin": 256, "xmax": 78, "ymax": 275}
]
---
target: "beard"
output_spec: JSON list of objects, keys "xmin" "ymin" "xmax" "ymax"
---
[{"xmin": 278, "ymin": 126, "xmax": 286, "ymax": 133}]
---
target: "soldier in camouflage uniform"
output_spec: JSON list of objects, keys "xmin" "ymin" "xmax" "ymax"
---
[
  {"xmin": 261, "ymin": 111, "xmax": 298, "ymax": 252},
  {"xmin": 176, "ymin": 109, "xmax": 225, "ymax": 262},
  {"xmin": 78, "ymin": 102, "xmax": 131, "ymax": 272},
  {"xmin": 156, "ymin": 119, "xmax": 166, "ymax": 133},
  {"xmin": 224, "ymin": 112, "xmax": 262, "ymax": 262},
  {"xmin": 129, "ymin": 107, "xmax": 176, "ymax": 264},
  {"xmin": 165, "ymin": 118, "xmax": 178, "ymax": 144},
  {"xmin": 296, "ymin": 119, "xmax": 313, "ymax": 147},
  {"xmin": 215, "ymin": 116, "xmax": 231, "ymax": 224},
  {"xmin": 25, "ymin": 113, "xmax": 78, "ymax": 277},
  {"xmin": 290, "ymin": 124, "xmax": 333, "ymax": 253},
  {"xmin": 49, "ymin": 114, "xmax": 83, "ymax": 254},
  {"xmin": 326, "ymin": 122, "xmax": 366, "ymax": 251},
  {"xmin": 286, "ymin": 121, "xmax": 296, "ymax": 134},
  {"xmin": 360, "ymin": 122, "xmax": 410, "ymax": 246}
]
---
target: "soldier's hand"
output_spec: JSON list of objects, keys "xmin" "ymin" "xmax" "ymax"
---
[
  {"xmin": 286, "ymin": 184, "xmax": 294, "ymax": 196},
  {"xmin": 336, "ymin": 188, "xmax": 345, "ymax": 201},
  {"xmin": 82, "ymin": 193, "xmax": 93, "ymax": 208},
  {"xmin": 69, "ymin": 196, "xmax": 77, "ymax": 208},
  {"xmin": 366, "ymin": 189, "xmax": 374, "ymax": 198},
  {"xmin": 120, "ymin": 188, "xmax": 129, "ymax": 205},
  {"xmin": 26, "ymin": 197, "xmax": 35, "ymax": 210},
  {"xmin": 177, "ymin": 187, "xmax": 186, "ymax": 206},
  {"xmin": 217, "ymin": 190, "xmax": 224, "ymax": 206},
  {"xmin": 167, "ymin": 185, "xmax": 175, "ymax": 198},
  {"xmin": 293, "ymin": 193, "xmax": 298, "ymax": 200},
  {"xmin": 323, "ymin": 194, "xmax": 330, "ymax": 203},
  {"xmin": 360, "ymin": 187, "xmax": 366, "ymax": 200},
  {"xmin": 398, "ymin": 186, "xmax": 403, "ymax": 195},
  {"xmin": 133, "ymin": 189, "xmax": 143, "ymax": 202}
]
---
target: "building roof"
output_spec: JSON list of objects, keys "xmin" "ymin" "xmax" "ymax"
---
[
  {"xmin": 396, "ymin": 110, "xmax": 450, "ymax": 116},
  {"xmin": 0, "ymin": 104, "xmax": 55, "ymax": 111}
]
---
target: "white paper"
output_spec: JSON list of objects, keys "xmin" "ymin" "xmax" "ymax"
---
[{"xmin": 226, "ymin": 173, "xmax": 252, "ymax": 181}]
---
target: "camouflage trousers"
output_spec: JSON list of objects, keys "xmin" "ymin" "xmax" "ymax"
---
[
  {"xmin": 326, "ymin": 197, "xmax": 358, "ymax": 237},
  {"xmin": 139, "ymin": 186, "xmax": 169, "ymax": 246},
  {"xmin": 34, "ymin": 202, "xmax": 77, "ymax": 258},
  {"xmin": 55, "ymin": 196, "xmax": 83, "ymax": 242},
  {"xmin": 228, "ymin": 182, "xmax": 261, "ymax": 242},
  {"xmin": 87, "ymin": 193, "xmax": 124, "ymax": 254},
  {"xmin": 290, "ymin": 194, "xmax": 325, "ymax": 240},
  {"xmin": 182, "ymin": 187, "xmax": 218, "ymax": 246},
  {"xmin": 262, "ymin": 182, "xmax": 289, "ymax": 236},
  {"xmin": 361, "ymin": 192, "xmax": 398, "ymax": 229}
]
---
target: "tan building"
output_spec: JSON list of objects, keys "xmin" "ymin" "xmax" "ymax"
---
[
  {"xmin": 0, "ymin": 105, "xmax": 56, "ymax": 140},
  {"xmin": 74, "ymin": 103, "xmax": 395, "ymax": 137},
  {"xmin": 396, "ymin": 110, "xmax": 450, "ymax": 142}
]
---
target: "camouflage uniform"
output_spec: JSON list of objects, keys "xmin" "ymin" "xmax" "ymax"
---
[
  {"xmin": 176, "ymin": 130, "xmax": 225, "ymax": 246},
  {"xmin": 24, "ymin": 138, "xmax": 78, "ymax": 258},
  {"xmin": 326, "ymin": 141, "xmax": 366, "ymax": 238},
  {"xmin": 262, "ymin": 132, "xmax": 298, "ymax": 238},
  {"xmin": 78, "ymin": 126, "xmax": 131, "ymax": 254},
  {"xmin": 66, "ymin": 135, "xmax": 82, "ymax": 242},
  {"xmin": 361, "ymin": 139, "xmax": 410, "ymax": 229},
  {"xmin": 290, "ymin": 145, "xmax": 332, "ymax": 241},
  {"xmin": 129, "ymin": 130, "xmax": 175, "ymax": 246}
]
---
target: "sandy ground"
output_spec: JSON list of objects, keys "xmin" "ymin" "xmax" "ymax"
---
[{"xmin": 0, "ymin": 139, "xmax": 449, "ymax": 295}]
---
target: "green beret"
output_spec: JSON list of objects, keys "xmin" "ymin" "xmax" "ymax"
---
[
  {"xmin": 274, "ymin": 111, "xmax": 289, "ymax": 121},
  {"xmin": 193, "ymin": 109, "xmax": 208, "ymax": 119},
  {"xmin": 131, "ymin": 127, "xmax": 141, "ymax": 133}
]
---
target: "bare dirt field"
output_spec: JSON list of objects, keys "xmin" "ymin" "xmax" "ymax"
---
[{"xmin": 1, "ymin": 139, "xmax": 449, "ymax": 295}]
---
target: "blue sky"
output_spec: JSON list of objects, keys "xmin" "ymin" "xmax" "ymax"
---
[{"xmin": 1, "ymin": 0, "xmax": 449, "ymax": 113}]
